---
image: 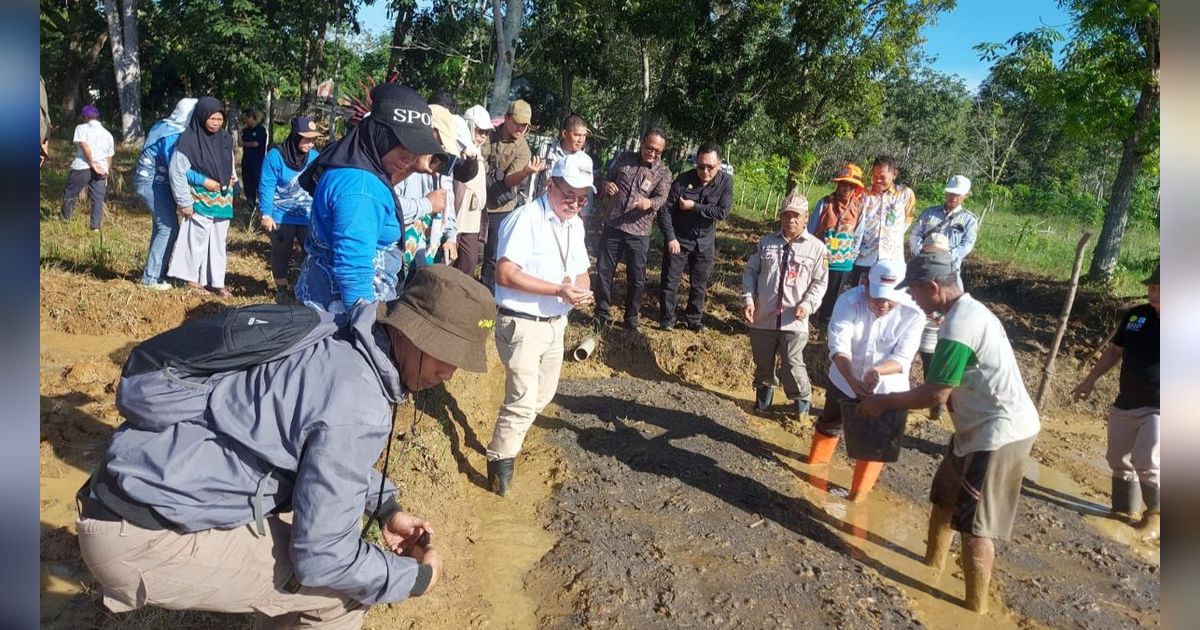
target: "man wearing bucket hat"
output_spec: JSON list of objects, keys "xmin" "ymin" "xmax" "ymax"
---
[
  {"xmin": 1070, "ymin": 263, "xmax": 1160, "ymax": 541},
  {"xmin": 486, "ymin": 151, "xmax": 594, "ymax": 496},
  {"xmin": 858, "ymin": 250, "xmax": 1039, "ymax": 613},
  {"xmin": 76, "ymin": 266, "xmax": 496, "ymax": 627},
  {"xmin": 908, "ymin": 174, "xmax": 978, "ymax": 287},
  {"xmin": 741, "ymin": 187, "xmax": 828, "ymax": 419},
  {"xmin": 807, "ymin": 163, "xmax": 866, "ymax": 325},
  {"xmin": 808, "ymin": 259, "xmax": 924, "ymax": 501}
]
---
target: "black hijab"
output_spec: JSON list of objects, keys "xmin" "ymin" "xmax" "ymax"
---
[
  {"xmin": 298, "ymin": 115, "xmax": 400, "ymax": 195},
  {"xmin": 280, "ymin": 131, "xmax": 309, "ymax": 172},
  {"xmin": 174, "ymin": 96, "xmax": 233, "ymax": 185}
]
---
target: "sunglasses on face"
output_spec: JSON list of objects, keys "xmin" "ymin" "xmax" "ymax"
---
[
  {"xmin": 641, "ymin": 146, "xmax": 663, "ymax": 155},
  {"xmin": 696, "ymin": 164, "xmax": 718, "ymax": 171}
]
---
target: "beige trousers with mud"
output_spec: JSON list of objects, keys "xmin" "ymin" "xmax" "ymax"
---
[
  {"xmin": 76, "ymin": 514, "xmax": 366, "ymax": 629},
  {"xmin": 488, "ymin": 315, "xmax": 567, "ymax": 460}
]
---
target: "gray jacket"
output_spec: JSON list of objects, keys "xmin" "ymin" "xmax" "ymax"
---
[
  {"xmin": 103, "ymin": 304, "xmax": 421, "ymax": 605},
  {"xmin": 741, "ymin": 230, "xmax": 829, "ymax": 332}
]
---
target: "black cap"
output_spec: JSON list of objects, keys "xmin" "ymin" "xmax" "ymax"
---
[
  {"xmin": 1143, "ymin": 263, "xmax": 1159, "ymax": 285},
  {"xmin": 368, "ymin": 84, "xmax": 447, "ymax": 159},
  {"xmin": 896, "ymin": 251, "xmax": 955, "ymax": 289}
]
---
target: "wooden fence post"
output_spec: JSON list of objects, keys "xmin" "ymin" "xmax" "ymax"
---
[{"xmin": 1035, "ymin": 229, "xmax": 1095, "ymax": 410}]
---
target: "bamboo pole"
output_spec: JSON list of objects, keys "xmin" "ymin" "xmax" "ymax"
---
[{"xmin": 1035, "ymin": 229, "xmax": 1094, "ymax": 410}]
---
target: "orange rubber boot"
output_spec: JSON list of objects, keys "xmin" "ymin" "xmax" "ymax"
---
[
  {"xmin": 808, "ymin": 432, "xmax": 840, "ymax": 465},
  {"xmin": 849, "ymin": 460, "xmax": 885, "ymax": 502}
]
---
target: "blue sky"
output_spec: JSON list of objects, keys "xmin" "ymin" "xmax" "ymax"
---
[
  {"xmin": 357, "ymin": 0, "xmax": 1072, "ymax": 94},
  {"xmin": 921, "ymin": 0, "xmax": 1071, "ymax": 91}
]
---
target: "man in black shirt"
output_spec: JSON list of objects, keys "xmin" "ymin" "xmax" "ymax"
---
[
  {"xmin": 657, "ymin": 142, "xmax": 733, "ymax": 331},
  {"xmin": 1071, "ymin": 264, "xmax": 1160, "ymax": 541},
  {"xmin": 239, "ymin": 109, "xmax": 268, "ymax": 212}
]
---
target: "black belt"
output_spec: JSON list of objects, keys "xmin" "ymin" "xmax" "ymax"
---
[{"xmin": 498, "ymin": 306, "xmax": 561, "ymax": 323}]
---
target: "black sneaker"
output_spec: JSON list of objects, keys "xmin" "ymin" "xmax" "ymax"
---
[
  {"xmin": 688, "ymin": 322, "xmax": 707, "ymax": 332},
  {"xmin": 659, "ymin": 320, "xmax": 675, "ymax": 331},
  {"xmin": 593, "ymin": 316, "xmax": 613, "ymax": 329},
  {"xmin": 622, "ymin": 320, "xmax": 640, "ymax": 331}
]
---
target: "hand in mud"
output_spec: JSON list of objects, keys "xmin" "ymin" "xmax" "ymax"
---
[
  {"xmin": 1069, "ymin": 380, "xmax": 1094, "ymax": 403},
  {"xmin": 381, "ymin": 512, "xmax": 434, "ymax": 555},
  {"xmin": 857, "ymin": 394, "xmax": 888, "ymax": 418},
  {"xmin": 743, "ymin": 303, "xmax": 755, "ymax": 323}
]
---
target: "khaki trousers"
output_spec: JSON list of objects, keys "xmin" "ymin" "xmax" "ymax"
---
[
  {"xmin": 487, "ymin": 314, "xmax": 567, "ymax": 460},
  {"xmin": 1107, "ymin": 406, "xmax": 1160, "ymax": 486},
  {"xmin": 76, "ymin": 514, "xmax": 366, "ymax": 629}
]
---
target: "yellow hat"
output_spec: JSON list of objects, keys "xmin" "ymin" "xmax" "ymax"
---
[{"xmin": 832, "ymin": 163, "xmax": 865, "ymax": 188}]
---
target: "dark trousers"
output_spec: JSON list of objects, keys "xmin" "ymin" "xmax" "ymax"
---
[
  {"xmin": 480, "ymin": 210, "xmax": 511, "ymax": 293},
  {"xmin": 816, "ymin": 269, "xmax": 852, "ymax": 322},
  {"xmin": 815, "ymin": 384, "xmax": 857, "ymax": 437},
  {"xmin": 848, "ymin": 264, "xmax": 871, "ymax": 289},
  {"xmin": 594, "ymin": 226, "xmax": 650, "ymax": 324},
  {"xmin": 659, "ymin": 235, "xmax": 715, "ymax": 326},
  {"xmin": 61, "ymin": 168, "xmax": 107, "ymax": 229},
  {"xmin": 242, "ymin": 164, "xmax": 261, "ymax": 209},
  {"xmin": 269, "ymin": 224, "xmax": 310, "ymax": 284},
  {"xmin": 453, "ymin": 231, "xmax": 482, "ymax": 279}
]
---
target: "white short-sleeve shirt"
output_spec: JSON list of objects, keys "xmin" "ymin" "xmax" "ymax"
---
[
  {"xmin": 494, "ymin": 196, "xmax": 589, "ymax": 318},
  {"xmin": 826, "ymin": 286, "xmax": 925, "ymax": 397},
  {"xmin": 71, "ymin": 120, "xmax": 115, "ymax": 171}
]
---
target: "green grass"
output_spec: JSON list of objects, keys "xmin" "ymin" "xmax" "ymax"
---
[{"xmin": 729, "ymin": 180, "xmax": 1158, "ymax": 298}]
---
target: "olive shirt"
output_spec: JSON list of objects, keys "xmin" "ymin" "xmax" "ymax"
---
[
  {"xmin": 481, "ymin": 133, "xmax": 532, "ymax": 214},
  {"xmin": 601, "ymin": 151, "xmax": 673, "ymax": 237}
]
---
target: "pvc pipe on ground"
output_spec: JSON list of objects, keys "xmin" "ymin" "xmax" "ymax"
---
[{"xmin": 572, "ymin": 337, "xmax": 596, "ymax": 362}]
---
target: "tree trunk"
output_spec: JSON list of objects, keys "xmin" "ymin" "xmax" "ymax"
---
[
  {"xmin": 487, "ymin": 0, "xmax": 522, "ymax": 117},
  {"xmin": 300, "ymin": 14, "xmax": 331, "ymax": 112},
  {"xmin": 560, "ymin": 65, "xmax": 573, "ymax": 122},
  {"xmin": 1086, "ymin": 78, "xmax": 1159, "ymax": 283},
  {"xmin": 103, "ymin": 0, "xmax": 143, "ymax": 144},
  {"xmin": 59, "ymin": 28, "xmax": 110, "ymax": 119},
  {"xmin": 387, "ymin": 1, "xmax": 416, "ymax": 75}
]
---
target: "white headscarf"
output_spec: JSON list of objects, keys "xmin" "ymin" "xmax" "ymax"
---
[{"xmin": 144, "ymin": 97, "xmax": 198, "ymax": 147}]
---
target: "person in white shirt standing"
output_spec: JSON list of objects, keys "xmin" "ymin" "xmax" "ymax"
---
[
  {"xmin": 807, "ymin": 260, "xmax": 924, "ymax": 502},
  {"xmin": 486, "ymin": 152, "xmax": 595, "ymax": 496},
  {"xmin": 61, "ymin": 104, "xmax": 115, "ymax": 230}
]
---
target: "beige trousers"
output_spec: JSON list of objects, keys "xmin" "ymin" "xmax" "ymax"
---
[
  {"xmin": 487, "ymin": 314, "xmax": 567, "ymax": 460},
  {"xmin": 76, "ymin": 514, "xmax": 366, "ymax": 629}
]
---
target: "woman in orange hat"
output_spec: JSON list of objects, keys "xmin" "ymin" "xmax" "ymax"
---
[{"xmin": 806, "ymin": 163, "xmax": 866, "ymax": 325}]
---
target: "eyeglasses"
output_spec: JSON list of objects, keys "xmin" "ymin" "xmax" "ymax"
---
[
  {"xmin": 553, "ymin": 180, "xmax": 590, "ymax": 207},
  {"xmin": 641, "ymin": 146, "xmax": 663, "ymax": 155},
  {"xmin": 696, "ymin": 163, "xmax": 718, "ymax": 171}
]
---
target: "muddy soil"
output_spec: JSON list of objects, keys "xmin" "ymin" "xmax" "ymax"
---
[{"xmin": 529, "ymin": 378, "xmax": 1158, "ymax": 628}]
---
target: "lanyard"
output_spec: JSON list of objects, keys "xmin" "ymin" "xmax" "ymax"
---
[
  {"xmin": 542, "ymin": 197, "xmax": 571, "ymax": 282},
  {"xmin": 776, "ymin": 238, "xmax": 796, "ymax": 328}
]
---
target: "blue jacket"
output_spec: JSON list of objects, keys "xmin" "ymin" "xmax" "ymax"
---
[
  {"xmin": 302, "ymin": 168, "xmax": 402, "ymax": 308},
  {"xmin": 259, "ymin": 148, "xmax": 320, "ymax": 226},
  {"xmin": 104, "ymin": 304, "xmax": 423, "ymax": 605},
  {"xmin": 134, "ymin": 122, "xmax": 184, "ymax": 191}
]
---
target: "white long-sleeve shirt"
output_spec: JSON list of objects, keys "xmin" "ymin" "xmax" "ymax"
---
[{"xmin": 827, "ymin": 286, "xmax": 925, "ymax": 398}]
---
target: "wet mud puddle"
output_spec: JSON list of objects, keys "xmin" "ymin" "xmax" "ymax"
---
[{"xmin": 532, "ymin": 377, "xmax": 1159, "ymax": 629}]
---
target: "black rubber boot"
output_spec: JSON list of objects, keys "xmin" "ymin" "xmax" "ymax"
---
[
  {"xmin": 487, "ymin": 458, "xmax": 515, "ymax": 497},
  {"xmin": 1136, "ymin": 482, "xmax": 1160, "ymax": 541},
  {"xmin": 1110, "ymin": 477, "xmax": 1142, "ymax": 523},
  {"xmin": 754, "ymin": 386, "xmax": 774, "ymax": 412}
]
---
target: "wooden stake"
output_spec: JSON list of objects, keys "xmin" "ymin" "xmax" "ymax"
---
[{"xmin": 1035, "ymin": 230, "xmax": 1094, "ymax": 410}]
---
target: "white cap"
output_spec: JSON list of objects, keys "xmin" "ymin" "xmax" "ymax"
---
[
  {"xmin": 944, "ymin": 175, "xmax": 971, "ymax": 195},
  {"xmin": 462, "ymin": 105, "xmax": 494, "ymax": 132},
  {"xmin": 868, "ymin": 259, "xmax": 906, "ymax": 302},
  {"xmin": 550, "ymin": 152, "xmax": 596, "ymax": 192}
]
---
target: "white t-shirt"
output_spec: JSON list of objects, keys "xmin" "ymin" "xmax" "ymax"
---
[
  {"xmin": 494, "ymin": 195, "xmax": 589, "ymax": 318},
  {"xmin": 928, "ymin": 293, "xmax": 1040, "ymax": 455},
  {"xmin": 71, "ymin": 120, "xmax": 115, "ymax": 172},
  {"xmin": 827, "ymin": 286, "xmax": 925, "ymax": 397}
]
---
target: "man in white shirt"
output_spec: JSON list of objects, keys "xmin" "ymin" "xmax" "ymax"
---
[
  {"xmin": 808, "ymin": 260, "xmax": 924, "ymax": 502},
  {"xmin": 859, "ymin": 250, "xmax": 1040, "ymax": 614},
  {"xmin": 486, "ymin": 152, "xmax": 595, "ymax": 496},
  {"xmin": 60, "ymin": 104, "xmax": 115, "ymax": 230}
]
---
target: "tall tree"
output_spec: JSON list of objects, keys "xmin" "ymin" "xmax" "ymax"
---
[
  {"xmin": 1065, "ymin": 0, "xmax": 1159, "ymax": 283},
  {"xmin": 103, "ymin": 0, "xmax": 143, "ymax": 143},
  {"xmin": 487, "ymin": 0, "xmax": 522, "ymax": 116}
]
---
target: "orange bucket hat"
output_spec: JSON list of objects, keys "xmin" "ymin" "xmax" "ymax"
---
[{"xmin": 831, "ymin": 163, "xmax": 865, "ymax": 189}]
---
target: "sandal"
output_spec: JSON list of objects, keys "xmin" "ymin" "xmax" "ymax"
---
[
  {"xmin": 186, "ymin": 282, "xmax": 207, "ymax": 295},
  {"xmin": 213, "ymin": 288, "xmax": 233, "ymax": 298}
]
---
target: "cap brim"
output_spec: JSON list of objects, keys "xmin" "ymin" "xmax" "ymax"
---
[
  {"xmin": 394, "ymin": 125, "xmax": 449, "ymax": 158},
  {"xmin": 869, "ymin": 284, "xmax": 902, "ymax": 301},
  {"xmin": 832, "ymin": 176, "xmax": 864, "ymax": 187},
  {"xmin": 944, "ymin": 187, "xmax": 970, "ymax": 195},
  {"xmin": 297, "ymin": 131, "xmax": 323, "ymax": 138},
  {"xmin": 560, "ymin": 175, "xmax": 596, "ymax": 193},
  {"xmin": 895, "ymin": 277, "xmax": 914, "ymax": 289},
  {"xmin": 386, "ymin": 301, "xmax": 488, "ymax": 373}
]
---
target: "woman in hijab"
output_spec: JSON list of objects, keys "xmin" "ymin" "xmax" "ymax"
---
[
  {"xmin": 293, "ymin": 83, "xmax": 446, "ymax": 315},
  {"xmin": 135, "ymin": 97, "xmax": 197, "ymax": 290},
  {"xmin": 259, "ymin": 116, "xmax": 323, "ymax": 304},
  {"xmin": 166, "ymin": 96, "xmax": 237, "ymax": 297}
]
